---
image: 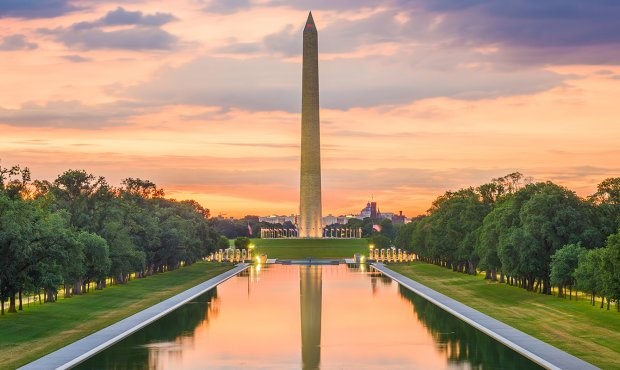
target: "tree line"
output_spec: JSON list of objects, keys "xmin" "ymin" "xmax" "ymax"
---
[
  {"xmin": 212, "ymin": 213, "xmax": 399, "ymax": 244},
  {"xmin": 395, "ymin": 173, "xmax": 620, "ymax": 310},
  {"xmin": 0, "ymin": 165, "xmax": 228, "ymax": 315}
]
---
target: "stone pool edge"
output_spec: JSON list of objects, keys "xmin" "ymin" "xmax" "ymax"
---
[
  {"xmin": 19, "ymin": 263, "xmax": 250, "ymax": 370},
  {"xmin": 372, "ymin": 263, "xmax": 599, "ymax": 370}
]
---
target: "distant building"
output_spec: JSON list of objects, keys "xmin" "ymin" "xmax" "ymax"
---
[
  {"xmin": 259, "ymin": 215, "xmax": 297, "ymax": 224},
  {"xmin": 392, "ymin": 211, "xmax": 407, "ymax": 225},
  {"xmin": 322, "ymin": 214, "xmax": 339, "ymax": 226},
  {"xmin": 360, "ymin": 202, "xmax": 377, "ymax": 219},
  {"xmin": 259, "ymin": 202, "xmax": 409, "ymax": 229}
]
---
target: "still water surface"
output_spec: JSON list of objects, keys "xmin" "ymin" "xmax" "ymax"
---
[{"xmin": 75, "ymin": 264, "xmax": 543, "ymax": 369}]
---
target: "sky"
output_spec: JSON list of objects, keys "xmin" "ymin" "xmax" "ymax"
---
[{"xmin": 1, "ymin": 0, "xmax": 620, "ymax": 218}]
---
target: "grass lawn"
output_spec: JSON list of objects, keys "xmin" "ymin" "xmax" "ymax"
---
[
  {"xmin": 389, "ymin": 262, "xmax": 620, "ymax": 370},
  {"xmin": 0, "ymin": 262, "xmax": 233, "ymax": 370},
  {"xmin": 251, "ymin": 238, "xmax": 369, "ymax": 259}
]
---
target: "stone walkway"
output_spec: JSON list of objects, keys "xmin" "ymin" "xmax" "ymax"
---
[
  {"xmin": 372, "ymin": 263, "xmax": 599, "ymax": 370},
  {"xmin": 20, "ymin": 263, "xmax": 249, "ymax": 370}
]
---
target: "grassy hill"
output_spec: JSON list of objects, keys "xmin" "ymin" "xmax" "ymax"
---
[
  {"xmin": 390, "ymin": 262, "xmax": 620, "ymax": 369},
  {"xmin": 250, "ymin": 238, "xmax": 369, "ymax": 259},
  {"xmin": 0, "ymin": 262, "xmax": 232, "ymax": 370}
]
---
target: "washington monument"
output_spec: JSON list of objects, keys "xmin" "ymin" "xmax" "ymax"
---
[{"xmin": 299, "ymin": 11, "xmax": 323, "ymax": 238}]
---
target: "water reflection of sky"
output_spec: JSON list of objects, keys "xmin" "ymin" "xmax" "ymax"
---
[{"xmin": 75, "ymin": 264, "xmax": 543, "ymax": 370}]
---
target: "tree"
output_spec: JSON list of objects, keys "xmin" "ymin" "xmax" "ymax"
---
[
  {"xmin": 601, "ymin": 230, "xmax": 620, "ymax": 310},
  {"xmin": 378, "ymin": 218, "xmax": 396, "ymax": 241},
  {"xmin": 550, "ymin": 243, "xmax": 585, "ymax": 299},
  {"xmin": 367, "ymin": 234, "xmax": 391, "ymax": 249},
  {"xmin": 476, "ymin": 201, "xmax": 513, "ymax": 282},
  {"xmin": 79, "ymin": 231, "xmax": 110, "ymax": 291},
  {"xmin": 575, "ymin": 248, "xmax": 605, "ymax": 306},
  {"xmin": 52, "ymin": 169, "xmax": 109, "ymax": 230},
  {"xmin": 421, "ymin": 188, "xmax": 490, "ymax": 274},
  {"xmin": 519, "ymin": 183, "xmax": 592, "ymax": 294},
  {"xmin": 234, "ymin": 237, "xmax": 251, "ymax": 249},
  {"xmin": 217, "ymin": 236, "xmax": 230, "ymax": 250},
  {"xmin": 394, "ymin": 221, "xmax": 415, "ymax": 251},
  {"xmin": 591, "ymin": 177, "xmax": 620, "ymax": 205}
]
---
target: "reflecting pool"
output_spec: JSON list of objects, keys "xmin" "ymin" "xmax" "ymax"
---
[{"xmin": 75, "ymin": 264, "xmax": 544, "ymax": 369}]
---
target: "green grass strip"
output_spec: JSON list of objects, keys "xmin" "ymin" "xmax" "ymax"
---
[
  {"xmin": 0, "ymin": 262, "xmax": 233, "ymax": 370},
  {"xmin": 389, "ymin": 262, "xmax": 620, "ymax": 370}
]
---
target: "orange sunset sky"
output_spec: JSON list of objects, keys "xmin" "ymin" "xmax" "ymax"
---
[{"xmin": 1, "ymin": 1, "xmax": 619, "ymax": 218}]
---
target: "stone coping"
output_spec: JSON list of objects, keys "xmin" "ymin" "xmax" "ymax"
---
[
  {"xmin": 20, "ymin": 263, "xmax": 249, "ymax": 370},
  {"xmin": 372, "ymin": 263, "xmax": 599, "ymax": 370}
]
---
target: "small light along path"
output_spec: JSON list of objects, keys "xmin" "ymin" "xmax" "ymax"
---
[
  {"xmin": 372, "ymin": 263, "xmax": 600, "ymax": 370},
  {"xmin": 20, "ymin": 263, "xmax": 250, "ymax": 370}
]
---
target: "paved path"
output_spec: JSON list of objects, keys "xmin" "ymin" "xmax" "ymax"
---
[
  {"xmin": 20, "ymin": 263, "xmax": 249, "ymax": 370},
  {"xmin": 372, "ymin": 263, "xmax": 599, "ymax": 370}
]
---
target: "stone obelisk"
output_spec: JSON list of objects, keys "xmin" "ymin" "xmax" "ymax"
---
[{"xmin": 299, "ymin": 11, "xmax": 323, "ymax": 239}]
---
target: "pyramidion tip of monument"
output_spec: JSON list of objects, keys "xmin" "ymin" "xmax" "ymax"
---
[{"xmin": 305, "ymin": 11, "xmax": 316, "ymax": 31}]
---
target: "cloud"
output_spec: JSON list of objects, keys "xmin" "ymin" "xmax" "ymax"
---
[
  {"xmin": 39, "ymin": 7, "xmax": 178, "ymax": 50},
  {"xmin": 41, "ymin": 27, "xmax": 177, "ymax": 50},
  {"xmin": 220, "ymin": 11, "xmax": 409, "ymax": 57},
  {"xmin": 60, "ymin": 54, "xmax": 91, "ymax": 63},
  {"xmin": 0, "ymin": 34, "xmax": 37, "ymax": 51},
  {"xmin": 215, "ymin": 42, "xmax": 262, "ymax": 54},
  {"xmin": 414, "ymin": 1, "xmax": 620, "ymax": 64},
  {"xmin": 99, "ymin": 7, "xmax": 176, "ymax": 27},
  {"xmin": 128, "ymin": 57, "xmax": 299, "ymax": 111},
  {"xmin": 214, "ymin": 1, "xmax": 620, "ymax": 65},
  {"xmin": 0, "ymin": 0, "xmax": 78, "ymax": 18},
  {"xmin": 128, "ymin": 54, "xmax": 565, "ymax": 111},
  {"xmin": 0, "ymin": 101, "xmax": 140, "ymax": 128},
  {"xmin": 203, "ymin": 0, "xmax": 251, "ymax": 14}
]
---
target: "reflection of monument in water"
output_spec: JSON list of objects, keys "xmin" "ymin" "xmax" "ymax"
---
[
  {"xmin": 298, "ymin": 11, "xmax": 323, "ymax": 238},
  {"xmin": 300, "ymin": 265, "xmax": 322, "ymax": 369}
]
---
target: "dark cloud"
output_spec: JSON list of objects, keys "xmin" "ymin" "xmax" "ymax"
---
[
  {"xmin": 39, "ymin": 7, "xmax": 178, "ymax": 50},
  {"xmin": 0, "ymin": 101, "xmax": 140, "ymax": 128},
  {"xmin": 41, "ymin": 26, "xmax": 177, "ymax": 50},
  {"xmin": 60, "ymin": 54, "xmax": 91, "ymax": 63},
  {"xmin": 0, "ymin": 34, "xmax": 37, "ymax": 51},
  {"xmin": 205, "ymin": 0, "xmax": 401, "ymax": 13},
  {"xmin": 100, "ymin": 7, "xmax": 176, "ymax": 27},
  {"xmin": 263, "ymin": 25, "xmax": 299, "ymax": 56},
  {"xmin": 0, "ymin": 0, "xmax": 77, "ymax": 19},
  {"xmin": 214, "ymin": 1, "xmax": 620, "ymax": 65},
  {"xmin": 415, "ymin": 1, "xmax": 620, "ymax": 64},
  {"xmin": 265, "ymin": 0, "xmax": 386, "ymax": 11}
]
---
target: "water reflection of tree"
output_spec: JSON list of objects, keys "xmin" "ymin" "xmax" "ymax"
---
[
  {"xmin": 398, "ymin": 286, "xmax": 544, "ymax": 370},
  {"xmin": 75, "ymin": 288, "xmax": 218, "ymax": 370}
]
